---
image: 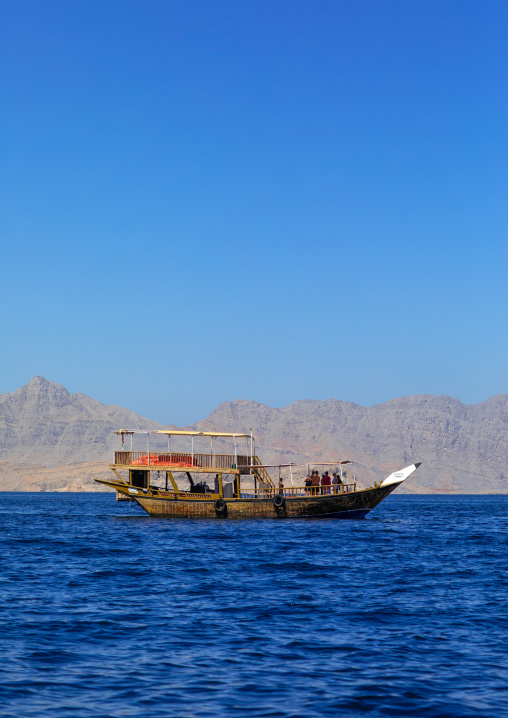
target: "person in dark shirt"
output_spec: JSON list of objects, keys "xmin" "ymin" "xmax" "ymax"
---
[{"xmin": 321, "ymin": 471, "xmax": 331, "ymax": 494}]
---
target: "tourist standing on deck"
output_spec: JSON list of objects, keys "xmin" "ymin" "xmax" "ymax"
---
[
  {"xmin": 311, "ymin": 471, "xmax": 320, "ymax": 495},
  {"xmin": 321, "ymin": 471, "xmax": 331, "ymax": 495}
]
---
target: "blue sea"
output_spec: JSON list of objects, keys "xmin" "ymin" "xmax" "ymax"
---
[{"xmin": 1, "ymin": 493, "xmax": 508, "ymax": 717}]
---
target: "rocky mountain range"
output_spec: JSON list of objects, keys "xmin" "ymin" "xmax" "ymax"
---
[{"xmin": 1, "ymin": 376, "xmax": 507, "ymax": 493}]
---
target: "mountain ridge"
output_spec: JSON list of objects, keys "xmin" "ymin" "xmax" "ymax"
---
[{"xmin": 0, "ymin": 376, "xmax": 163, "ymax": 467}]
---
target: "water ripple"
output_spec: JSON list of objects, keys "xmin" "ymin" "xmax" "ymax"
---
[{"xmin": 1, "ymin": 493, "xmax": 508, "ymax": 716}]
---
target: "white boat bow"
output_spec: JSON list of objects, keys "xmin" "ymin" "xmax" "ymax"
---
[{"xmin": 380, "ymin": 462, "xmax": 421, "ymax": 488}]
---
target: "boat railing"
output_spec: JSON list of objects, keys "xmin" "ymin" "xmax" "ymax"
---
[
  {"xmin": 240, "ymin": 484, "xmax": 356, "ymax": 499},
  {"xmin": 114, "ymin": 451, "xmax": 250, "ymax": 470}
]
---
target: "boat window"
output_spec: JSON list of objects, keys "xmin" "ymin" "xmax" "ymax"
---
[{"xmin": 130, "ymin": 470, "xmax": 148, "ymax": 488}]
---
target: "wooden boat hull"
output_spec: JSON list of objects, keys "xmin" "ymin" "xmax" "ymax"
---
[{"xmin": 119, "ymin": 481, "xmax": 403, "ymax": 519}]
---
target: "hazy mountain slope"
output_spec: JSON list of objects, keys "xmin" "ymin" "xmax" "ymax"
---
[
  {"xmin": 0, "ymin": 461, "xmax": 111, "ymax": 492},
  {"xmin": 0, "ymin": 376, "xmax": 162, "ymax": 466},
  {"xmin": 195, "ymin": 394, "xmax": 508, "ymax": 493}
]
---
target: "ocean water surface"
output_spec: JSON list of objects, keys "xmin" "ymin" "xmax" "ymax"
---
[{"xmin": 1, "ymin": 492, "xmax": 507, "ymax": 717}]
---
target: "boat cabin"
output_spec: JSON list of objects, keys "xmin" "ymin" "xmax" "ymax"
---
[{"xmin": 111, "ymin": 429, "xmax": 355, "ymax": 500}]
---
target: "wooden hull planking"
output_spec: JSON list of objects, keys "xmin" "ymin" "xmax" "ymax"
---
[{"xmin": 105, "ymin": 481, "xmax": 402, "ymax": 519}]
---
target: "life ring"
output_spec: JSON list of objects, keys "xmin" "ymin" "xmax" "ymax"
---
[
  {"xmin": 214, "ymin": 498, "xmax": 227, "ymax": 517},
  {"xmin": 273, "ymin": 494, "xmax": 285, "ymax": 509}
]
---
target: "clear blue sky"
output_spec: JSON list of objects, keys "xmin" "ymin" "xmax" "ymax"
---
[{"xmin": 1, "ymin": 1, "xmax": 507, "ymax": 425}]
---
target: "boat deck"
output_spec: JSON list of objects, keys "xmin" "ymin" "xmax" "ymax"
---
[
  {"xmin": 113, "ymin": 451, "xmax": 254, "ymax": 473},
  {"xmin": 106, "ymin": 479, "xmax": 357, "ymax": 501}
]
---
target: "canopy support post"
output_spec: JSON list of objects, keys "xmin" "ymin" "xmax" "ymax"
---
[{"xmin": 166, "ymin": 471, "xmax": 178, "ymax": 493}]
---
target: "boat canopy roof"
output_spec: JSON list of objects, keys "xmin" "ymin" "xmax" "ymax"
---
[
  {"xmin": 156, "ymin": 430, "xmax": 251, "ymax": 438},
  {"xmin": 242, "ymin": 460, "xmax": 352, "ymax": 468},
  {"xmin": 114, "ymin": 429, "xmax": 250, "ymax": 438}
]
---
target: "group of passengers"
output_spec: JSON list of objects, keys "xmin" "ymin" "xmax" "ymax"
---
[
  {"xmin": 304, "ymin": 470, "xmax": 344, "ymax": 495},
  {"xmin": 277, "ymin": 470, "xmax": 346, "ymax": 496}
]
